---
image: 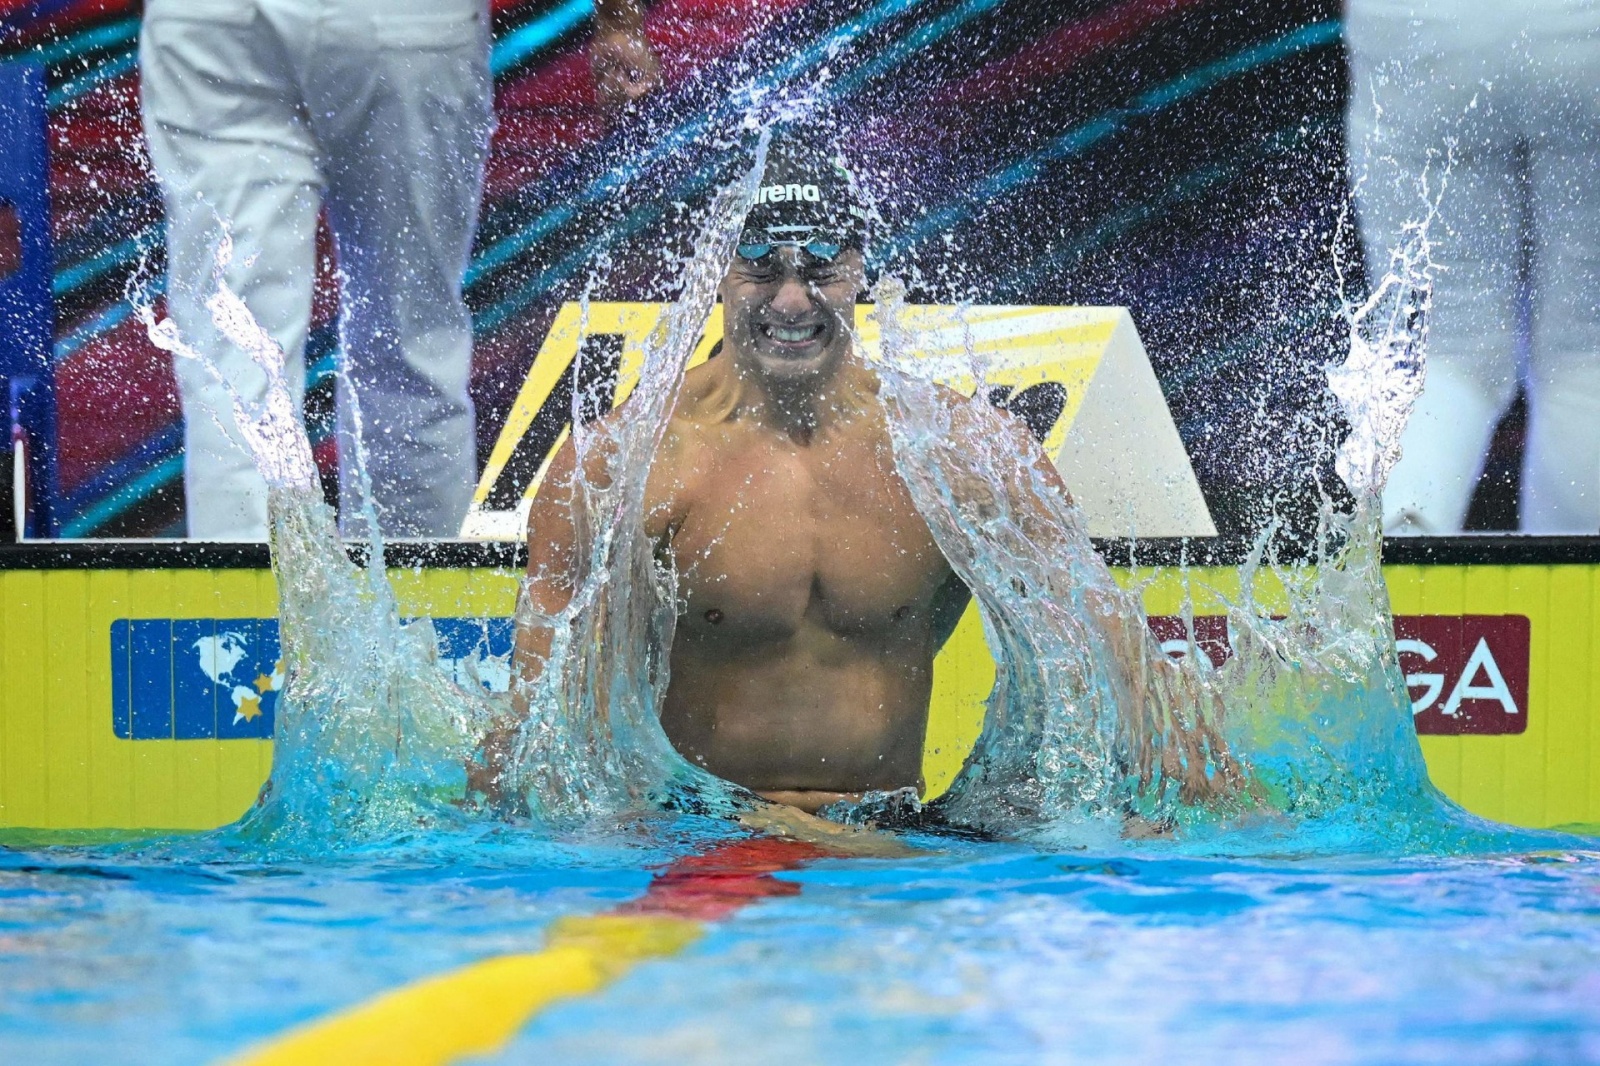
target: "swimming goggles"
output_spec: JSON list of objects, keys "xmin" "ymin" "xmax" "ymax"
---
[{"xmin": 736, "ymin": 225, "xmax": 843, "ymax": 262}]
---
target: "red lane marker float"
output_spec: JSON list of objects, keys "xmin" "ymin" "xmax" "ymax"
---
[{"xmin": 620, "ymin": 836, "xmax": 830, "ymax": 921}]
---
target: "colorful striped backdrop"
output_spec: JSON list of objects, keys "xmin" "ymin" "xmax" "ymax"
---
[{"xmin": 0, "ymin": 0, "xmax": 1349, "ymax": 537}]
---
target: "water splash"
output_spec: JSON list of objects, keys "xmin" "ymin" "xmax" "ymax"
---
[
  {"xmin": 497, "ymin": 140, "xmax": 772, "ymax": 826},
  {"xmin": 134, "ymin": 231, "xmax": 317, "ymax": 496},
  {"xmin": 867, "ymin": 281, "xmax": 1243, "ymax": 839},
  {"xmin": 845, "ymin": 154, "xmax": 1563, "ymax": 852},
  {"xmin": 135, "ymin": 237, "xmax": 494, "ymax": 851},
  {"xmin": 1328, "ymin": 153, "xmax": 1443, "ymax": 500},
  {"xmin": 134, "ymin": 122, "xmax": 1570, "ymax": 858}
]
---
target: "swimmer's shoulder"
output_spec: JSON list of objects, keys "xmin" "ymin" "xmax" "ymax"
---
[{"xmin": 673, "ymin": 360, "xmax": 738, "ymax": 419}]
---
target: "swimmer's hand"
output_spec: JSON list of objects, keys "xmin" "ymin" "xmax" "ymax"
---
[
  {"xmin": 738, "ymin": 803, "xmax": 919, "ymax": 859},
  {"xmin": 590, "ymin": 3, "xmax": 660, "ymax": 108},
  {"xmin": 1129, "ymin": 659, "xmax": 1255, "ymax": 809},
  {"xmin": 462, "ymin": 719, "xmax": 525, "ymax": 816}
]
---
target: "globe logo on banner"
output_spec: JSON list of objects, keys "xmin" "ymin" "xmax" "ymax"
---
[
  {"xmin": 110, "ymin": 618, "xmax": 513, "ymax": 740},
  {"xmin": 111, "ymin": 619, "xmax": 283, "ymax": 740}
]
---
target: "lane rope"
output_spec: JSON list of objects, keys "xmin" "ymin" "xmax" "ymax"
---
[{"xmin": 226, "ymin": 837, "xmax": 827, "ymax": 1066}]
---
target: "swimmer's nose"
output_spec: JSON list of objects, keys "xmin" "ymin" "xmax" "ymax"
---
[{"xmin": 768, "ymin": 271, "xmax": 816, "ymax": 318}]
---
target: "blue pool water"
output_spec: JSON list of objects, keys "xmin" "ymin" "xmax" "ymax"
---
[{"xmin": 4, "ymin": 825, "xmax": 1598, "ymax": 1063}]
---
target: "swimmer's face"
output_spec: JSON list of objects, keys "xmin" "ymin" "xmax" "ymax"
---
[{"xmin": 719, "ymin": 246, "xmax": 864, "ymax": 387}]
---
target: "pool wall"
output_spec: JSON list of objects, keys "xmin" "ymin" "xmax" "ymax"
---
[{"xmin": 2, "ymin": 539, "xmax": 1596, "ymax": 832}]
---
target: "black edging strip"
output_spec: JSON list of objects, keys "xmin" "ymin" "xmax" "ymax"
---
[
  {"xmin": 3, "ymin": 536, "xmax": 1600, "ymax": 571},
  {"xmin": 0, "ymin": 540, "xmax": 521, "ymax": 571}
]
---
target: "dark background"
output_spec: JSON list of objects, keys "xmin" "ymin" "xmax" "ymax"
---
[{"xmin": 0, "ymin": 0, "xmax": 1524, "ymax": 538}]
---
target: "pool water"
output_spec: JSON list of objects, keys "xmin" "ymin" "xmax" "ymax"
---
[{"xmin": 4, "ymin": 824, "xmax": 1598, "ymax": 1064}]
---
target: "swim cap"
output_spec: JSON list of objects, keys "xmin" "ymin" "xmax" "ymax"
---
[{"xmin": 741, "ymin": 130, "xmax": 870, "ymax": 259}]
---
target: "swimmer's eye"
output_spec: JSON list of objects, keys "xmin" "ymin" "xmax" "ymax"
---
[{"xmin": 734, "ymin": 254, "xmax": 779, "ymax": 280}]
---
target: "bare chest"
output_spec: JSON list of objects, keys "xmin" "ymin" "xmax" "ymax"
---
[{"xmin": 660, "ymin": 427, "xmax": 949, "ymax": 643}]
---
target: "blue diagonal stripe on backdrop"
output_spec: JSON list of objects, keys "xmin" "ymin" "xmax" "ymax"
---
[
  {"xmin": 474, "ymin": 16, "xmax": 1340, "ymax": 335},
  {"xmin": 47, "ymin": 46, "xmax": 136, "ymax": 108},
  {"xmin": 29, "ymin": 16, "xmax": 139, "ymax": 68},
  {"xmin": 54, "ymin": 276, "xmax": 160, "ymax": 363},
  {"xmin": 52, "ymin": 226, "xmax": 159, "ymax": 297},
  {"xmin": 882, "ymin": 19, "xmax": 1342, "ymax": 260},
  {"xmin": 1009, "ymin": 116, "xmax": 1336, "ymax": 288},
  {"xmin": 492, "ymin": 0, "xmax": 595, "ymax": 77},
  {"xmin": 829, "ymin": 0, "xmax": 1009, "ymax": 97},
  {"xmin": 61, "ymin": 453, "xmax": 184, "ymax": 537},
  {"xmin": 60, "ymin": 420, "xmax": 184, "ymax": 519},
  {"xmin": 464, "ymin": 0, "xmax": 932, "ymax": 290}
]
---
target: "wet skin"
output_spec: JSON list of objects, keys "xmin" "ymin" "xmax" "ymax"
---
[
  {"xmin": 476, "ymin": 246, "xmax": 1241, "ymax": 827},
  {"xmin": 502, "ymin": 247, "xmax": 970, "ymax": 813},
  {"xmin": 649, "ymin": 359, "xmax": 956, "ymax": 805}
]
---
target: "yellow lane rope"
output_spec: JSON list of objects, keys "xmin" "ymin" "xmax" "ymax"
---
[{"xmin": 225, "ymin": 914, "xmax": 702, "ymax": 1066}]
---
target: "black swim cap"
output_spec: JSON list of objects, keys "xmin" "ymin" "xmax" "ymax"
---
[{"xmin": 743, "ymin": 130, "xmax": 870, "ymax": 254}]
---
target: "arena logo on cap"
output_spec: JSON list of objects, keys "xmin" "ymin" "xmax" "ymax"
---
[
  {"xmin": 754, "ymin": 183, "xmax": 822, "ymax": 205},
  {"xmin": 1146, "ymin": 613, "xmax": 1530, "ymax": 736}
]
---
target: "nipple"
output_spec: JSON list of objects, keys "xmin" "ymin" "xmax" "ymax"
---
[{"xmin": 704, "ymin": 608, "xmax": 724, "ymax": 624}]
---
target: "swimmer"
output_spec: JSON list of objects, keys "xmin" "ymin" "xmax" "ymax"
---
[{"xmin": 475, "ymin": 131, "xmax": 1233, "ymax": 825}]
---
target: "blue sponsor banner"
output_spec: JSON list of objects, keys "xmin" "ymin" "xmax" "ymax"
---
[{"xmin": 109, "ymin": 617, "xmax": 513, "ymax": 740}]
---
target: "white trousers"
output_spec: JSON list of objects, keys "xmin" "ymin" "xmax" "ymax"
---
[
  {"xmin": 140, "ymin": 0, "xmax": 494, "ymax": 539},
  {"xmin": 1346, "ymin": 0, "xmax": 1600, "ymax": 534}
]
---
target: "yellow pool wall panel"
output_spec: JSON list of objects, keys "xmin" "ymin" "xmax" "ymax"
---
[
  {"xmin": 0, "ymin": 564, "xmax": 519, "ymax": 832},
  {"xmin": 1387, "ymin": 563, "xmax": 1599, "ymax": 831},
  {"xmin": 2, "ymin": 561, "xmax": 1597, "ymax": 832}
]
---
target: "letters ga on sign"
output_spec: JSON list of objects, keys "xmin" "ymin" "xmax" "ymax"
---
[{"xmin": 1146, "ymin": 614, "xmax": 1530, "ymax": 736}]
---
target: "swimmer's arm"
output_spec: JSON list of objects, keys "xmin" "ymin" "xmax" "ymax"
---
[
  {"xmin": 994, "ymin": 414, "xmax": 1245, "ymax": 803},
  {"xmin": 473, "ymin": 417, "xmax": 686, "ymax": 804},
  {"xmin": 1003, "ymin": 420, "xmax": 1150, "ymax": 664},
  {"xmin": 953, "ymin": 399, "xmax": 1167, "ymax": 683},
  {"xmin": 467, "ymin": 441, "xmax": 583, "ymax": 807},
  {"xmin": 739, "ymin": 803, "xmax": 917, "ymax": 859},
  {"xmin": 514, "ymin": 438, "xmax": 584, "ymax": 691}
]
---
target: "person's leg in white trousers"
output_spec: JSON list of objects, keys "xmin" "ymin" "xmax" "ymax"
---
[
  {"xmin": 140, "ymin": 2, "xmax": 318, "ymax": 540},
  {"xmin": 1346, "ymin": 1, "xmax": 1523, "ymax": 534},
  {"xmin": 140, "ymin": 0, "xmax": 492, "ymax": 539},
  {"xmin": 299, "ymin": 4, "xmax": 494, "ymax": 537},
  {"xmin": 1346, "ymin": 0, "xmax": 1600, "ymax": 534},
  {"xmin": 1522, "ymin": 11, "xmax": 1600, "ymax": 533}
]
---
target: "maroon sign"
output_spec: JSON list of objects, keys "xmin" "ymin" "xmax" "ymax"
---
[
  {"xmin": 1392, "ymin": 615, "xmax": 1529, "ymax": 735},
  {"xmin": 1145, "ymin": 615, "xmax": 1235, "ymax": 671},
  {"xmin": 1145, "ymin": 614, "xmax": 1530, "ymax": 736}
]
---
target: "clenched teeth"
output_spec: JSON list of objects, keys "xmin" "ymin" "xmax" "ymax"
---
[{"xmin": 761, "ymin": 324, "xmax": 824, "ymax": 343}]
